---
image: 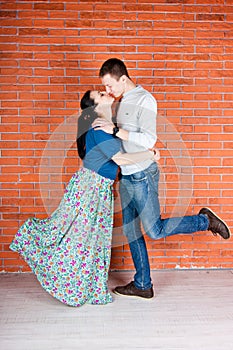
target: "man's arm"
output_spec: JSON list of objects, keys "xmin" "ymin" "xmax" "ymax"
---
[{"xmin": 92, "ymin": 96, "xmax": 157, "ymax": 149}]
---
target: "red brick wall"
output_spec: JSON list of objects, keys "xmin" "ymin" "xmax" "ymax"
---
[{"xmin": 1, "ymin": 0, "xmax": 233, "ymax": 272}]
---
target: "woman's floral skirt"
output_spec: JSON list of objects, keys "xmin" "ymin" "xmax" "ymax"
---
[{"xmin": 10, "ymin": 168, "xmax": 114, "ymax": 307}]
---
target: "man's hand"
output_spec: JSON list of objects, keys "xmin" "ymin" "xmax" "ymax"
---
[{"xmin": 92, "ymin": 118, "xmax": 115, "ymax": 134}]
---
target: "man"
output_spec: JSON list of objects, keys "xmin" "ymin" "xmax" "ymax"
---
[{"xmin": 92, "ymin": 58, "xmax": 230, "ymax": 299}]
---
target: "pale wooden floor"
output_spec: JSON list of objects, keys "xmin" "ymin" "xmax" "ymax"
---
[{"xmin": 0, "ymin": 270, "xmax": 233, "ymax": 350}]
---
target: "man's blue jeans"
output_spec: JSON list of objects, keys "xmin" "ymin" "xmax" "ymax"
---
[{"xmin": 119, "ymin": 162, "xmax": 209, "ymax": 290}]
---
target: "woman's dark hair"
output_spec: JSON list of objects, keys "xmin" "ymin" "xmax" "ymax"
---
[
  {"xmin": 76, "ymin": 90, "xmax": 98, "ymax": 159},
  {"xmin": 99, "ymin": 58, "xmax": 130, "ymax": 80}
]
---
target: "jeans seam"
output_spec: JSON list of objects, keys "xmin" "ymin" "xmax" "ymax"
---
[{"xmin": 134, "ymin": 235, "xmax": 144, "ymax": 289}]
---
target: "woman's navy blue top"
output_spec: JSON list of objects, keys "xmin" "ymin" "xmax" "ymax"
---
[{"xmin": 83, "ymin": 128, "xmax": 121, "ymax": 180}]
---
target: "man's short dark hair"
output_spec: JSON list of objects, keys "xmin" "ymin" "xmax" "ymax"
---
[{"xmin": 99, "ymin": 58, "xmax": 130, "ymax": 80}]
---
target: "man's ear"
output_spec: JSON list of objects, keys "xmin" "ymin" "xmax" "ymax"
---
[{"xmin": 120, "ymin": 75, "xmax": 127, "ymax": 83}]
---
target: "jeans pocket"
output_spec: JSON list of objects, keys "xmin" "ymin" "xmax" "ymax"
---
[
  {"xmin": 131, "ymin": 170, "xmax": 147, "ymax": 182},
  {"xmin": 151, "ymin": 167, "xmax": 160, "ymax": 179},
  {"xmin": 146, "ymin": 163, "xmax": 159, "ymax": 178}
]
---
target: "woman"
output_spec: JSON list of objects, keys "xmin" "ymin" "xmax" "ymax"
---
[{"xmin": 10, "ymin": 91, "xmax": 157, "ymax": 307}]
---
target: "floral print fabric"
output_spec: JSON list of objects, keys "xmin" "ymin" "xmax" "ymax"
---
[{"xmin": 10, "ymin": 168, "xmax": 114, "ymax": 307}]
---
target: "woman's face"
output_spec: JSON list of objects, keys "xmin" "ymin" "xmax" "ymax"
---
[{"xmin": 90, "ymin": 90, "xmax": 114, "ymax": 106}]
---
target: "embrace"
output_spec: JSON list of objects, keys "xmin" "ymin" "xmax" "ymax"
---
[{"xmin": 10, "ymin": 58, "xmax": 230, "ymax": 307}]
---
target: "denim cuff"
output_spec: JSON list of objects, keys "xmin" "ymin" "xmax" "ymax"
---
[{"xmin": 199, "ymin": 213, "xmax": 209, "ymax": 231}]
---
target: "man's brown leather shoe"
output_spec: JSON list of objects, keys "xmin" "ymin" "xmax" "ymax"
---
[
  {"xmin": 113, "ymin": 281, "xmax": 154, "ymax": 299},
  {"xmin": 199, "ymin": 207, "xmax": 230, "ymax": 239}
]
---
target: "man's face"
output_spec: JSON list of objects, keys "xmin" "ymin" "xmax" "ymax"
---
[{"xmin": 101, "ymin": 74, "xmax": 125, "ymax": 98}]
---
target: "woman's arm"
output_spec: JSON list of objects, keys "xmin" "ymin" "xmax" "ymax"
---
[
  {"xmin": 112, "ymin": 149, "xmax": 160, "ymax": 166},
  {"xmin": 90, "ymin": 126, "xmax": 160, "ymax": 166},
  {"xmin": 92, "ymin": 118, "xmax": 129, "ymax": 140}
]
